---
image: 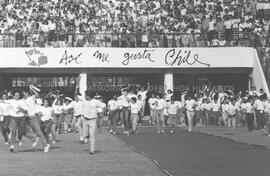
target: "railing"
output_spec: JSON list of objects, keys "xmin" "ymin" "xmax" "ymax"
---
[{"xmin": 0, "ymin": 31, "xmax": 263, "ymax": 48}]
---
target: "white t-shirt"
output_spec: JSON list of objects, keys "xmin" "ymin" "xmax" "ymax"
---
[
  {"xmin": 97, "ymin": 102, "xmax": 106, "ymax": 113},
  {"xmin": 23, "ymin": 96, "xmax": 37, "ymax": 116},
  {"xmin": 120, "ymin": 95, "xmax": 131, "ymax": 107},
  {"xmin": 52, "ymin": 105, "xmax": 63, "ymax": 115},
  {"xmin": 185, "ymin": 99, "xmax": 196, "ymax": 111},
  {"xmin": 211, "ymin": 102, "xmax": 220, "ymax": 112},
  {"xmin": 244, "ymin": 102, "xmax": 255, "ymax": 113},
  {"xmin": 0, "ymin": 102, "xmax": 11, "ymax": 116},
  {"xmin": 6, "ymin": 99, "xmax": 27, "ymax": 117},
  {"xmin": 137, "ymin": 90, "xmax": 148, "ymax": 101},
  {"xmin": 108, "ymin": 99, "xmax": 118, "ymax": 111},
  {"xmin": 148, "ymin": 98, "xmax": 156, "ymax": 109},
  {"xmin": 254, "ymin": 99, "xmax": 265, "ymax": 111},
  {"xmin": 201, "ymin": 103, "xmax": 211, "ymax": 111},
  {"xmin": 155, "ymin": 99, "xmax": 166, "ymax": 110},
  {"xmin": 226, "ymin": 103, "xmax": 238, "ymax": 115},
  {"xmin": 167, "ymin": 102, "xmax": 179, "ymax": 115},
  {"xmin": 136, "ymin": 100, "xmax": 144, "ymax": 109},
  {"xmin": 130, "ymin": 103, "xmax": 140, "ymax": 114},
  {"xmin": 38, "ymin": 106, "xmax": 53, "ymax": 121},
  {"xmin": 68, "ymin": 101, "xmax": 83, "ymax": 116},
  {"xmin": 79, "ymin": 97, "xmax": 102, "ymax": 119}
]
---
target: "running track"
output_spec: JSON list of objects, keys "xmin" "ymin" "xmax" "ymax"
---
[{"xmin": 117, "ymin": 127, "xmax": 270, "ymax": 176}]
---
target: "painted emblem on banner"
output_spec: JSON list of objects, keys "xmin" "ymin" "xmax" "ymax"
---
[{"xmin": 25, "ymin": 48, "xmax": 48, "ymax": 66}]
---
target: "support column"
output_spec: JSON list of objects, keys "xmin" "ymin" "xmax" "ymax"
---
[
  {"xmin": 164, "ymin": 72, "xmax": 174, "ymax": 92},
  {"xmin": 79, "ymin": 72, "xmax": 87, "ymax": 97}
]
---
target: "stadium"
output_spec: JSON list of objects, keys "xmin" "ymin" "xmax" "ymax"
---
[{"xmin": 1, "ymin": 0, "xmax": 270, "ymax": 176}]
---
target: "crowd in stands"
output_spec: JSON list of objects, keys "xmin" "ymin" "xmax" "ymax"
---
[{"xmin": 0, "ymin": 0, "xmax": 270, "ymax": 48}]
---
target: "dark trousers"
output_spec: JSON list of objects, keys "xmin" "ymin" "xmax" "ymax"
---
[
  {"xmin": 10, "ymin": 116, "xmax": 26, "ymax": 145},
  {"xmin": 209, "ymin": 111, "xmax": 220, "ymax": 126},
  {"xmin": 40, "ymin": 120, "xmax": 52, "ymax": 144},
  {"xmin": 109, "ymin": 110, "xmax": 118, "ymax": 132},
  {"xmin": 246, "ymin": 113, "xmax": 254, "ymax": 132},
  {"xmin": 256, "ymin": 110, "xmax": 264, "ymax": 130},
  {"xmin": 25, "ymin": 116, "xmax": 47, "ymax": 146},
  {"xmin": 122, "ymin": 107, "xmax": 131, "ymax": 131},
  {"xmin": 0, "ymin": 116, "xmax": 10, "ymax": 142}
]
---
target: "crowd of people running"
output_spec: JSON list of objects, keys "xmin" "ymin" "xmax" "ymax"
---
[{"xmin": 1, "ymin": 77, "xmax": 270, "ymax": 154}]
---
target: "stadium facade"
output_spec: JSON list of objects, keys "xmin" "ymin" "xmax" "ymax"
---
[{"xmin": 0, "ymin": 47, "xmax": 268, "ymax": 99}]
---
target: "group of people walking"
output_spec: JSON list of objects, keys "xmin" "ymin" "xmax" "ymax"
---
[
  {"xmin": 0, "ymin": 80, "xmax": 105, "ymax": 154},
  {"xmin": 1, "ymin": 79, "xmax": 270, "ymax": 154}
]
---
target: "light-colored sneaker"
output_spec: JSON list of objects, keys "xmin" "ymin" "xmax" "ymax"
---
[
  {"xmin": 161, "ymin": 130, "xmax": 165, "ymax": 134},
  {"xmin": 18, "ymin": 141, "xmax": 23, "ymax": 146},
  {"xmin": 4, "ymin": 142, "xmax": 9, "ymax": 145},
  {"xmin": 9, "ymin": 145, "xmax": 14, "ymax": 152},
  {"xmin": 84, "ymin": 138, "xmax": 88, "ymax": 143},
  {"xmin": 52, "ymin": 141, "xmax": 56, "ymax": 144},
  {"xmin": 8, "ymin": 133, "xmax": 11, "ymax": 139},
  {"xmin": 44, "ymin": 144, "xmax": 50, "ymax": 153},
  {"xmin": 32, "ymin": 137, "xmax": 39, "ymax": 147},
  {"xmin": 123, "ymin": 131, "xmax": 129, "ymax": 135}
]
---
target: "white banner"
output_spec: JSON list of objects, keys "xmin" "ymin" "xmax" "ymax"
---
[{"xmin": 0, "ymin": 47, "xmax": 254, "ymax": 68}]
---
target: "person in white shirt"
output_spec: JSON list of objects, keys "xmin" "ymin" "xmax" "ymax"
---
[
  {"xmin": 0, "ymin": 93, "xmax": 11, "ymax": 144},
  {"xmin": 209, "ymin": 99, "xmax": 221, "ymax": 126},
  {"xmin": 52, "ymin": 98, "xmax": 64, "ymax": 134},
  {"xmin": 1, "ymin": 91, "xmax": 28, "ymax": 152},
  {"xmin": 264, "ymin": 98, "xmax": 270, "ymax": 136},
  {"xmin": 254, "ymin": 96, "xmax": 266, "ymax": 130},
  {"xmin": 76, "ymin": 88, "xmax": 102, "ymax": 154},
  {"xmin": 116, "ymin": 96, "xmax": 124, "ymax": 126},
  {"xmin": 201, "ymin": 99, "xmax": 211, "ymax": 126},
  {"xmin": 66, "ymin": 93, "xmax": 84, "ymax": 141},
  {"xmin": 62, "ymin": 97, "xmax": 73, "ymax": 133},
  {"xmin": 120, "ymin": 88, "xmax": 132, "ymax": 135},
  {"xmin": 97, "ymin": 97, "xmax": 106, "ymax": 134},
  {"xmin": 185, "ymin": 95, "xmax": 196, "ymax": 132},
  {"xmin": 226, "ymin": 99, "xmax": 239, "ymax": 128},
  {"xmin": 148, "ymin": 93, "xmax": 156, "ymax": 125},
  {"xmin": 221, "ymin": 99, "xmax": 229, "ymax": 127},
  {"xmin": 22, "ymin": 88, "xmax": 50, "ymax": 149},
  {"xmin": 137, "ymin": 86, "xmax": 148, "ymax": 118},
  {"xmin": 130, "ymin": 97, "xmax": 140, "ymax": 134},
  {"xmin": 166, "ymin": 96, "xmax": 179, "ymax": 133},
  {"xmin": 36, "ymin": 98, "xmax": 54, "ymax": 150},
  {"xmin": 136, "ymin": 94, "xmax": 144, "ymax": 126},
  {"xmin": 244, "ymin": 96, "xmax": 255, "ymax": 132},
  {"xmin": 108, "ymin": 95, "xmax": 118, "ymax": 134},
  {"xmin": 154, "ymin": 94, "xmax": 165, "ymax": 134}
]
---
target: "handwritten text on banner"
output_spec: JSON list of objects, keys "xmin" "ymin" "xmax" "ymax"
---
[{"xmin": 0, "ymin": 47, "xmax": 254, "ymax": 68}]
